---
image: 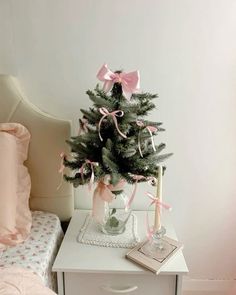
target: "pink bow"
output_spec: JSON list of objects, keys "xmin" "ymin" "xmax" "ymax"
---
[
  {"xmin": 146, "ymin": 192, "xmax": 172, "ymax": 210},
  {"xmin": 97, "ymin": 64, "xmax": 140, "ymax": 100},
  {"xmin": 98, "ymin": 107, "xmax": 127, "ymax": 141},
  {"xmin": 80, "ymin": 159, "xmax": 99, "ymax": 190},
  {"xmin": 92, "ymin": 179, "xmax": 126, "ymax": 219},
  {"xmin": 93, "ymin": 179, "xmax": 125, "ymax": 203},
  {"xmin": 136, "ymin": 120, "xmax": 158, "ymax": 157},
  {"xmin": 146, "ymin": 192, "xmax": 172, "ymax": 239},
  {"xmin": 57, "ymin": 152, "xmax": 66, "ymax": 190}
]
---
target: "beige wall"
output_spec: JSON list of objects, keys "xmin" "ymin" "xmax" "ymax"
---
[{"xmin": 1, "ymin": 0, "xmax": 236, "ymax": 281}]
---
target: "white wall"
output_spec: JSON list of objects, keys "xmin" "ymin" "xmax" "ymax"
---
[{"xmin": 1, "ymin": 0, "xmax": 236, "ymax": 281}]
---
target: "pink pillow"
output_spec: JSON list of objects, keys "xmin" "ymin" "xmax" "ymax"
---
[{"xmin": 0, "ymin": 123, "xmax": 32, "ymax": 249}]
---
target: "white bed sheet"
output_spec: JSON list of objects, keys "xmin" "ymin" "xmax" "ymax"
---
[{"xmin": 0, "ymin": 211, "xmax": 63, "ymax": 290}]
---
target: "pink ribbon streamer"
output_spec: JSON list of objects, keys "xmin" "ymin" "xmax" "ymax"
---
[
  {"xmin": 78, "ymin": 118, "xmax": 88, "ymax": 135},
  {"xmin": 136, "ymin": 120, "xmax": 158, "ymax": 157},
  {"xmin": 146, "ymin": 192, "xmax": 172, "ymax": 239},
  {"xmin": 80, "ymin": 159, "xmax": 99, "ymax": 190},
  {"xmin": 125, "ymin": 175, "xmax": 146, "ymax": 210},
  {"xmin": 97, "ymin": 64, "xmax": 140, "ymax": 100},
  {"xmin": 93, "ymin": 179, "xmax": 125, "ymax": 203},
  {"xmin": 98, "ymin": 107, "xmax": 127, "ymax": 141},
  {"xmin": 57, "ymin": 152, "xmax": 66, "ymax": 190},
  {"xmin": 92, "ymin": 179, "xmax": 126, "ymax": 219},
  {"xmin": 125, "ymin": 175, "xmax": 157, "ymax": 210}
]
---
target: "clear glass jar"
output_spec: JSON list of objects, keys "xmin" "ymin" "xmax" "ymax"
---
[{"xmin": 100, "ymin": 190, "xmax": 132, "ymax": 235}]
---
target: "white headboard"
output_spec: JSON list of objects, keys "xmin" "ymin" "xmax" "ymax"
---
[{"xmin": 0, "ymin": 75, "xmax": 73, "ymax": 221}]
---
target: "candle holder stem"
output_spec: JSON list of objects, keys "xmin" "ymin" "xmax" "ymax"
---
[
  {"xmin": 140, "ymin": 226, "xmax": 175, "ymax": 261},
  {"xmin": 152, "ymin": 226, "xmax": 166, "ymax": 250},
  {"xmin": 141, "ymin": 226, "xmax": 166, "ymax": 257}
]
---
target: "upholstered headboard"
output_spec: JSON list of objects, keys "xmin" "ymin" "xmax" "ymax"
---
[{"xmin": 0, "ymin": 75, "xmax": 73, "ymax": 221}]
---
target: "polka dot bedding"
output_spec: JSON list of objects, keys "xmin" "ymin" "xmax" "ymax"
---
[{"xmin": 0, "ymin": 211, "xmax": 64, "ymax": 291}]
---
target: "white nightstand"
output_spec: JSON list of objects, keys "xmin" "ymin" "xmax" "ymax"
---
[{"xmin": 53, "ymin": 210, "xmax": 188, "ymax": 295}]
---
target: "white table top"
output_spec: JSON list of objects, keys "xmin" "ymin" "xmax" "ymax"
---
[{"xmin": 53, "ymin": 209, "xmax": 188, "ymax": 275}]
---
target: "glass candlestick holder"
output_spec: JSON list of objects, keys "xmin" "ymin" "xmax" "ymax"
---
[{"xmin": 140, "ymin": 226, "xmax": 176, "ymax": 262}]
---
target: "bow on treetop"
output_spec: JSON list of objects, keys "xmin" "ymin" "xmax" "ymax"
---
[{"xmin": 97, "ymin": 64, "xmax": 140, "ymax": 100}]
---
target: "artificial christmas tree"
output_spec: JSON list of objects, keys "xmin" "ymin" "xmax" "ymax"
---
[{"xmin": 63, "ymin": 64, "xmax": 172, "ymax": 234}]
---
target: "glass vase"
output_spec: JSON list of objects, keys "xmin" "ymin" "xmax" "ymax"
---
[{"xmin": 99, "ymin": 190, "xmax": 132, "ymax": 235}]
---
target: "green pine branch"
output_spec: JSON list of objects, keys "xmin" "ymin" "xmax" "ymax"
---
[
  {"xmin": 86, "ymin": 90, "xmax": 115, "ymax": 109},
  {"xmin": 64, "ymin": 79, "xmax": 172, "ymax": 188}
]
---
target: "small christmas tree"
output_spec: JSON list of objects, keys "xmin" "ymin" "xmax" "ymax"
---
[{"xmin": 63, "ymin": 64, "xmax": 172, "ymax": 192}]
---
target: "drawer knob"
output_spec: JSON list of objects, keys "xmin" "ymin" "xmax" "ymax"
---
[{"xmin": 101, "ymin": 285, "xmax": 138, "ymax": 293}]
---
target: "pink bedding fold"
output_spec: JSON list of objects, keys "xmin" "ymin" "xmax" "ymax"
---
[
  {"xmin": 0, "ymin": 123, "xmax": 32, "ymax": 249},
  {"xmin": 0, "ymin": 267, "xmax": 56, "ymax": 295}
]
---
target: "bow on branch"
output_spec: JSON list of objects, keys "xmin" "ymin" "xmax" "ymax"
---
[{"xmin": 98, "ymin": 107, "xmax": 127, "ymax": 141}]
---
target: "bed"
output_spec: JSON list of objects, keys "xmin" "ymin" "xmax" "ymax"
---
[{"xmin": 0, "ymin": 75, "xmax": 74, "ymax": 294}]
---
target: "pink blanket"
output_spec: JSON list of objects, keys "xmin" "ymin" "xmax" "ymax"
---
[{"xmin": 0, "ymin": 267, "xmax": 56, "ymax": 295}]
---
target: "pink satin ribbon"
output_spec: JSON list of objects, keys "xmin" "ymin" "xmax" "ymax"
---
[
  {"xmin": 94, "ymin": 179, "xmax": 125, "ymax": 202},
  {"xmin": 92, "ymin": 179, "xmax": 126, "ymax": 218},
  {"xmin": 57, "ymin": 152, "xmax": 66, "ymax": 190},
  {"xmin": 125, "ymin": 175, "xmax": 157, "ymax": 210},
  {"xmin": 97, "ymin": 64, "xmax": 140, "ymax": 100},
  {"xmin": 98, "ymin": 107, "xmax": 127, "ymax": 141},
  {"xmin": 78, "ymin": 118, "xmax": 88, "ymax": 135},
  {"xmin": 80, "ymin": 159, "xmax": 99, "ymax": 190},
  {"xmin": 146, "ymin": 192, "xmax": 172, "ymax": 239},
  {"xmin": 136, "ymin": 120, "xmax": 157, "ymax": 157}
]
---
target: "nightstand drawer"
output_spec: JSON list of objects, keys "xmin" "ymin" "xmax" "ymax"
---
[{"xmin": 64, "ymin": 273, "xmax": 176, "ymax": 295}]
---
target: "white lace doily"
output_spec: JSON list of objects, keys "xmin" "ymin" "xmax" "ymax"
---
[{"xmin": 77, "ymin": 213, "xmax": 140, "ymax": 248}]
